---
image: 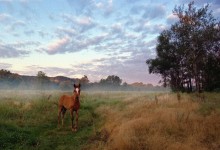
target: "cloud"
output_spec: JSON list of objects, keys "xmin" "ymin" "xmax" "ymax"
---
[
  {"xmin": 78, "ymin": 33, "xmax": 108, "ymax": 49},
  {"xmin": 7, "ymin": 20, "xmax": 26, "ymax": 31},
  {"xmin": 55, "ymin": 27, "xmax": 76, "ymax": 37},
  {"xmin": 166, "ymin": 13, "xmax": 179, "ymax": 24},
  {"xmin": 65, "ymin": 0, "xmax": 114, "ymax": 17},
  {"xmin": 41, "ymin": 32, "xmax": 109, "ymax": 55},
  {"xmin": 142, "ymin": 4, "xmax": 166, "ymax": 19},
  {"xmin": 66, "ymin": 0, "xmax": 94, "ymax": 15},
  {"xmin": 103, "ymin": 0, "xmax": 113, "ymax": 16},
  {"xmin": 9, "ymin": 41, "xmax": 40, "ymax": 48},
  {"xmin": 15, "ymin": 53, "xmax": 161, "ymax": 85},
  {"xmin": 62, "ymin": 14, "xmax": 96, "ymax": 32},
  {"xmin": 0, "ymin": 62, "xmax": 12, "ymax": 69},
  {"xmin": 76, "ymin": 16, "xmax": 92, "ymax": 26},
  {"xmin": 95, "ymin": 2, "xmax": 103, "ymax": 9},
  {"xmin": 75, "ymin": 16, "xmax": 96, "ymax": 32},
  {"xmin": 69, "ymin": 52, "xmax": 161, "ymax": 85},
  {"xmin": 111, "ymin": 23, "xmax": 124, "ymax": 34},
  {"xmin": 43, "ymin": 37, "xmax": 70, "ymax": 55},
  {"xmin": 23, "ymin": 65, "xmax": 76, "ymax": 77},
  {"xmin": 0, "ymin": 13, "xmax": 12, "ymax": 23},
  {"xmin": 0, "ymin": 43, "xmax": 29, "ymax": 58},
  {"xmin": 38, "ymin": 30, "xmax": 48, "ymax": 38},
  {"xmin": 24, "ymin": 29, "xmax": 35, "ymax": 36},
  {"xmin": 63, "ymin": 35, "xmax": 160, "ymax": 84},
  {"xmin": 130, "ymin": 4, "xmax": 166, "ymax": 20}
]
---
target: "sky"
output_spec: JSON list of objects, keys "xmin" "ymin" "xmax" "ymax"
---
[{"xmin": 0, "ymin": 0, "xmax": 219, "ymax": 85}]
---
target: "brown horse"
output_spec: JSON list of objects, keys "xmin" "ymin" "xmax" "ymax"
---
[{"xmin": 58, "ymin": 84, "xmax": 81, "ymax": 131}]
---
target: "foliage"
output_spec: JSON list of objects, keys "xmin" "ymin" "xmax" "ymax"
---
[
  {"xmin": 0, "ymin": 69, "xmax": 22, "ymax": 89},
  {"xmin": 37, "ymin": 71, "xmax": 50, "ymax": 89},
  {"xmin": 146, "ymin": 2, "xmax": 220, "ymax": 92},
  {"xmin": 80, "ymin": 75, "xmax": 90, "ymax": 85},
  {"xmin": 100, "ymin": 75, "xmax": 122, "ymax": 87}
]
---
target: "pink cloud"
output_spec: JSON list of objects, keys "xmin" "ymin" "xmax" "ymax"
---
[{"xmin": 46, "ymin": 37, "xmax": 70, "ymax": 54}]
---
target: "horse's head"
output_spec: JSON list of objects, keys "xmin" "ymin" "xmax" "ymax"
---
[{"xmin": 73, "ymin": 83, "xmax": 81, "ymax": 99}]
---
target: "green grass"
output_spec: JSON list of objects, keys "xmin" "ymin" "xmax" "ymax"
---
[
  {"xmin": 0, "ymin": 91, "xmax": 123, "ymax": 150},
  {"xmin": 0, "ymin": 91, "xmax": 219, "ymax": 150}
]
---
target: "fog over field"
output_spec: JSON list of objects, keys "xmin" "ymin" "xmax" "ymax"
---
[{"xmin": 0, "ymin": 90, "xmax": 220, "ymax": 149}]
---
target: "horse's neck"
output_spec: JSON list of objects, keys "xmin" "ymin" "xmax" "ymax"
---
[{"xmin": 72, "ymin": 94, "xmax": 79, "ymax": 101}]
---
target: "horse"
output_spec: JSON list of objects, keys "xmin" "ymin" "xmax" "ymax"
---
[{"xmin": 58, "ymin": 84, "xmax": 81, "ymax": 132}]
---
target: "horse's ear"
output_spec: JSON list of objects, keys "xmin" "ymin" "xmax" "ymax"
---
[
  {"xmin": 79, "ymin": 84, "xmax": 81, "ymax": 88},
  {"xmin": 74, "ymin": 84, "xmax": 76, "ymax": 88}
]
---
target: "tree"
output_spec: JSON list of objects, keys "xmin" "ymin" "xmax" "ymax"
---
[
  {"xmin": 146, "ymin": 2, "xmax": 220, "ymax": 92},
  {"xmin": 80, "ymin": 75, "xmax": 89, "ymax": 85},
  {"xmin": 37, "ymin": 71, "xmax": 47, "ymax": 79},
  {"xmin": 100, "ymin": 75, "xmax": 122, "ymax": 87},
  {"xmin": 37, "ymin": 71, "xmax": 49, "ymax": 89},
  {"xmin": 0, "ymin": 69, "xmax": 22, "ymax": 88}
]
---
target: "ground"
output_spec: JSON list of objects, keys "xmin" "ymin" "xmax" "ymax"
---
[{"xmin": 0, "ymin": 90, "xmax": 219, "ymax": 150}]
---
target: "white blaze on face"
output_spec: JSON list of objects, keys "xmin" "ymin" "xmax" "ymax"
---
[{"xmin": 75, "ymin": 88, "xmax": 79, "ymax": 94}]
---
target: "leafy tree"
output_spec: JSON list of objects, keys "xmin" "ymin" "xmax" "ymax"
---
[
  {"xmin": 80, "ymin": 75, "xmax": 89, "ymax": 84},
  {"xmin": 146, "ymin": 2, "xmax": 220, "ymax": 92},
  {"xmin": 0, "ymin": 69, "xmax": 22, "ymax": 88},
  {"xmin": 0, "ymin": 69, "xmax": 11, "ymax": 76},
  {"xmin": 100, "ymin": 75, "xmax": 122, "ymax": 87},
  {"xmin": 37, "ymin": 71, "xmax": 47, "ymax": 79},
  {"xmin": 37, "ymin": 71, "xmax": 49, "ymax": 89}
]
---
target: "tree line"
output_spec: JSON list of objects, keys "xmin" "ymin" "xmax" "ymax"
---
[
  {"xmin": 146, "ymin": 2, "xmax": 220, "ymax": 92},
  {"xmin": 0, "ymin": 69, "xmax": 166, "ymax": 91}
]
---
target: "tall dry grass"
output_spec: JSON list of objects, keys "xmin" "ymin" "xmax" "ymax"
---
[{"xmin": 85, "ymin": 93, "xmax": 220, "ymax": 150}]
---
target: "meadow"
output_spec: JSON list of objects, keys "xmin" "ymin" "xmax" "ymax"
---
[{"xmin": 0, "ymin": 90, "xmax": 219, "ymax": 150}]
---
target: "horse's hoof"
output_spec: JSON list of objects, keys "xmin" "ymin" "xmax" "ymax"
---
[
  {"xmin": 72, "ymin": 127, "xmax": 77, "ymax": 132},
  {"xmin": 72, "ymin": 128, "xmax": 75, "ymax": 132}
]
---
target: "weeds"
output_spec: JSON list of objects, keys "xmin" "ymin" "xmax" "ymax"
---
[{"xmin": 0, "ymin": 91, "xmax": 219, "ymax": 150}]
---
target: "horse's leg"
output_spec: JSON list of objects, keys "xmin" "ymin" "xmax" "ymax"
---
[
  {"xmin": 70, "ymin": 109, "xmax": 75, "ymax": 131},
  {"xmin": 61, "ymin": 107, "xmax": 66, "ymax": 127},
  {"xmin": 75, "ymin": 110, "xmax": 79, "ymax": 131}
]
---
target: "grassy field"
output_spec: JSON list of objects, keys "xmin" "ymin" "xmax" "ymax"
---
[{"xmin": 0, "ymin": 90, "xmax": 219, "ymax": 150}]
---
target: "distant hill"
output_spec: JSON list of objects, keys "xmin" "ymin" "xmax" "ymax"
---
[
  {"xmin": 0, "ymin": 69, "xmax": 169, "ymax": 91},
  {"xmin": 50, "ymin": 76, "xmax": 76, "ymax": 84},
  {"xmin": 0, "ymin": 69, "xmax": 78, "ymax": 90}
]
